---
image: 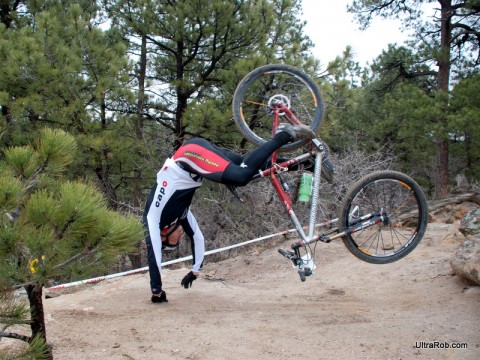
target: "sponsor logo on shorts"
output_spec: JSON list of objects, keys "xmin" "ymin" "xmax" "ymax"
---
[{"xmin": 184, "ymin": 151, "xmax": 219, "ymax": 167}]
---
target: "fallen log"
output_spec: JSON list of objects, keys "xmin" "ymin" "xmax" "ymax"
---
[{"xmin": 427, "ymin": 193, "xmax": 479, "ymax": 213}]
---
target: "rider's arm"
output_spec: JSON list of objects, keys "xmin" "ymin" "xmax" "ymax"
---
[{"xmin": 181, "ymin": 210, "xmax": 205, "ymax": 274}]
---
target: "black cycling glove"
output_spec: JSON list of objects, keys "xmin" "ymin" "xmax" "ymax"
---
[{"xmin": 181, "ymin": 271, "xmax": 197, "ymax": 289}]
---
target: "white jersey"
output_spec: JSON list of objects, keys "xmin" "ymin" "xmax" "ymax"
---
[{"xmin": 144, "ymin": 158, "xmax": 204, "ymax": 273}]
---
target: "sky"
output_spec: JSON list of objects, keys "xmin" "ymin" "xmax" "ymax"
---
[{"xmin": 300, "ymin": 0, "xmax": 412, "ymax": 67}]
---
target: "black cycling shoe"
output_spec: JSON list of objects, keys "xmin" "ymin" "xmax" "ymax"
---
[
  {"xmin": 151, "ymin": 290, "xmax": 168, "ymax": 303},
  {"xmin": 276, "ymin": 124, "xmax": 317, "ymax": 142}
]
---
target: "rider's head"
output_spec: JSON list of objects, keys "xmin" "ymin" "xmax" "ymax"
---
[{"xmin": 161, "ymin": 224, "xmax": 184, "ymax": 252}]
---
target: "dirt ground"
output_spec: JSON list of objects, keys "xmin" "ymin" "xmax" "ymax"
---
[{"xmin": 7, "ymin": 219, "xmax": 480, "ymax": 359}]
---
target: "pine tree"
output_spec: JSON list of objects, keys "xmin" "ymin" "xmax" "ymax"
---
[
  {"xmin": 348, "ymin": 0, "xmax": 480, "ymax": 198},
  {"xmin": 449, "ymin": 74, "xmax": 480, "ymax": 180},
  {"xmin": 103, "ymin": 0, "xmax": 318, "ymax": 147},
  {"xmin": 0, "ymin": 128, "xmax": 144, "ymax": 359}
]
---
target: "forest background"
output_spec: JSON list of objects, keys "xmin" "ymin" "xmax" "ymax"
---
[{"xmin": 0, "ymin": 1, "xmax": 479, "ymax": 358}]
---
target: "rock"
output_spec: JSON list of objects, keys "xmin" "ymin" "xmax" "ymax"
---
[
  {"xmin": 459, "ymin": 208, "xmax": 480, "ymax": 236},
  {"xmin": 446, "ymin": 202, "xmax": 478, "ymax": 224},
  {"xmin": 454, "ymin": 204, "xmax": 474, "ymax": 219},
  {"xmin": 450, "ymin": 237, "xmax": 480, "ymax": 285}
]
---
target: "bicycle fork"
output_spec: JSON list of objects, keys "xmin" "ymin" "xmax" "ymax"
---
[{"xmin": 272, "ymin": 149, "xmax": 325, "ymax": 281}]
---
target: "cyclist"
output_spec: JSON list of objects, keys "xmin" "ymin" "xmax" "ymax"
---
[{"xmin": 143, "ymin": 125, "xmax": 316, "ymax": 303}]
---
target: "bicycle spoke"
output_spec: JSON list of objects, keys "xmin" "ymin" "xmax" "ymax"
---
[
  {"xmin": 233, "ymin": 65, "xmax": 323, "ymax": 151},
  {"xmin": 347, "ymin": 178, "xmax": 422, "ymax": 258},
  {"xmin": 339, "ymin": 170, "xmax": 427, "ymax": 264}
]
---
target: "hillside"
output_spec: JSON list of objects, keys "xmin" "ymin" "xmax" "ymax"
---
[{"xmin": 38, "ymin": 219, "xmax": 480, "ymax": 360}]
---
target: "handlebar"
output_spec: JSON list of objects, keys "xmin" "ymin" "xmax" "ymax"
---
[{"xmin": 278, "ymin": 248, "xmax": 296, "ymax": 260}]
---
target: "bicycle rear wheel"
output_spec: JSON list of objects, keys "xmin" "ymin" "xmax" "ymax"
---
[
  {"xmin": 338, "ymin": 170, "xmax": 428, "ymax": 264},
  {"xmin": 232, "ymin": 64, "xmax": 323, "ymax": 152}
]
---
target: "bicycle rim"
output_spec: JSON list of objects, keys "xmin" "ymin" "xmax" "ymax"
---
[
  {"xmin": 232, "ymin": 64, "xmax": 323, "ymax": 151},
  {"xmin": 339, "ymin": 171, "xmax": 428, "ymax": 264}
]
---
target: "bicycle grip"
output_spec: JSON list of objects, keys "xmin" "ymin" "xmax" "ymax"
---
[
  {"xmin": 278, "ymin": 248, "xmax": 297, "ymax": 260},
  {"xmin": 298, "ymin": 270, "xmax": 306, "ymax": 282},
  {"xmin": 278, "ymin": 248, "xmax": 289, "ymax": 258}
]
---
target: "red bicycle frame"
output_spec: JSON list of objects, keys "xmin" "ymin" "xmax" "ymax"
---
[{"xmin": 261, "ymin": 104, "xmax": 324, "ymax": 246}]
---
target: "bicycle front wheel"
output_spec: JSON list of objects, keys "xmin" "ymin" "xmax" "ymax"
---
[
  {"xmin": 338, "ymin": 170, "xmax": 428, "ymax": 264},
  {"xmin": 232, "ymin": 64, "xmax": 323, "ymax": 152}
]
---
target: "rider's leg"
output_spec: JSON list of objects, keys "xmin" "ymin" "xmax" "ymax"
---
[
  {"xmin": 172, "ymin": 132, "xmax": 292, "ymax": 184},
  {"xmin": 172, "ymin": 125, "xmax": 315, "ymax": 186},
  {"xmin": 220, "ymin": 132, "xmax": 292, "ymax": 185},
  {"xmin": 222, "ymin": 125, "xmax": 317, "ymax": 184}
]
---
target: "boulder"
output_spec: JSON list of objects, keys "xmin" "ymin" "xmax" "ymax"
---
[
  {"xmin": 450, "ymin": 237, "xmax": 480, "ymax": 285},
  {"xmin": 458, "ymin": 208, "xmax": 480, "ymax": 236}
]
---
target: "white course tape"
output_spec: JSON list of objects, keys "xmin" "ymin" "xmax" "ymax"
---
[{"xmin": 47, "ymin": 219, "xmax": 336, "ymax": 291}]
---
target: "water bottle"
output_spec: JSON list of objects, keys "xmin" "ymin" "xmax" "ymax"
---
[{"xmin": 298, "ymin": 173, "xmax": 313, "ymax": 202}]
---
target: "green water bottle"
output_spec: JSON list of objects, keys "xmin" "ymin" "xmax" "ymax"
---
[{"xmin": 298, "ymin": 173, "xmax": 313, "ymax": 202}]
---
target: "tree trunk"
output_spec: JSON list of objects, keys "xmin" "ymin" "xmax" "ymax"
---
[
  {"xmin": 136, "ymin": 35, "xmax": 146, "ymax": 141},
  {"xmin": 174, "ymin": 94, "xmax": 188, "ymax": 149},
  {"xmin": 174, "ymin": 40, "xmax": 186, "ymax": 150},
  {"xmin": 434, "ymin": 0, "xmax": 452, "ymax": 199},
  {"xmin": 127, "ymin": 34, "xmax": 148, "ymax": 269},
  {"xmin": 25, "ymin": 283, "xmax": 53, "ymax": 360},
  {"xmin": 100, "ymin": 93, "xmax": 107, "ymax": 129},
  {"xmin": 94, "ymin": 148, "xmax": 118, "ymax": 209},
  {"xmin": 435, "ymin": 138, "xmax": 449, "ymax": 198}
]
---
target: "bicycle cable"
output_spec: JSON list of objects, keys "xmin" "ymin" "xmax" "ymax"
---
[{"xmin": 301, "ymin": 240, "xmax": 317, "ymax": 269}]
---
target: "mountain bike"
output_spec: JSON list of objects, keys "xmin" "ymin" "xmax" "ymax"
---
[{"xmin": 232, "ymin": 64, "xmax": 429, "ymax": 282}]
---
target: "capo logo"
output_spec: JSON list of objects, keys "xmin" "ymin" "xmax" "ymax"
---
[{"xmin": 155, "ymin": 181, "xmax": 168, "ymax": 207}]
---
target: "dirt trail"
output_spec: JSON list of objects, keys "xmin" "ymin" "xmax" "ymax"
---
[{"xmin": 8, "ymin": 221, "xmax": 480, "ymax": 359}]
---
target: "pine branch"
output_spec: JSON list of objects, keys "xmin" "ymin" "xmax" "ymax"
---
[
  {"xmin": 55, "ymin": 210, "xmax": 78, "ymax": 240},
  {"xmin": 52, "ymin": 238, "xmax": 106, "ymax": 270},
  {"xmin": 52, "ymin": 251, "xmax": 88, "ymax": 270},
  {"xmin": 0, "ymin": 331, "xmax": 31, "ymax": 343}
]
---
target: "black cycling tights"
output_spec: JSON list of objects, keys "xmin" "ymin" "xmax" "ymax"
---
[{"xmin": 178, "ymin": 132, "xmax": 292, "ymax": 187}]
